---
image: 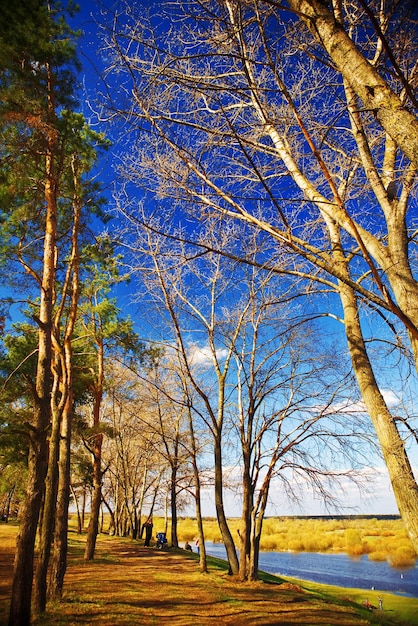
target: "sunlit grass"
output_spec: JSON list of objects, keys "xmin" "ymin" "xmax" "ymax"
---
[
  {"xmin": 66, "ymin": 513, "xmax": 417, "ymax": 568},
  {"xmin": 1, "ymin": 523, "xmax": 418, "ymax": 625},
  {"xmin": 169, "ymin": 516, "xmax": 417, "ymax": 568}
]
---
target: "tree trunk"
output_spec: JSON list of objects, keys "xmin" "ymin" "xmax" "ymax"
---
[
  {"xmin": 33, "ymin": 399, "xmax": 61, "ymax": 614},
  {"xmin": 8, "ymin": 404, "xmax": 49, "ymax": 626},
  {"xmin": 84, "ymin": 330, "xmax": 104, "ymax": 560},
  {"xmin": 70, "ymin": 484, "xmax": 83, "ymax": 534},
  {"xmin": 84, "ymin": 431, "xmax": 103, "ymax": 560},
  {"xmin": 239, "ymin": 451, "xmax": 252, "ymax": 581},
  {"xmin": 170, "ymin": 462, "xmax": 178, "ymax": 548},
  {"xmin": 250, "ymin": 521, "xmax": 261, "ymax": 582},
  {"xmin": 49, "ymin": 390, "xmax": 72, "ymax": 600},
  {"xmin": 186, "ymin": 401, "xmax": 207, "ymax": 573},
  {"xmin": 214, "ymin": 433, "xmax": 239, "ymax": 574},
  {"xmin": 9, "ymin": 131, "xmax": 57, "ymax": 626},
  {"xmin": 194, "ymin": 478, "xmax": 208, "ymax": 574},
  {"xmin": 341, "ymin": 280, "xmax": 418, "ymax": 551},
  {"xmin": 328, "ymin": 218, "xmax": 418, "ymax": 553},
  {"xmin": 49, "ymin": 165, "xmax": 81, "ymax": 597}
]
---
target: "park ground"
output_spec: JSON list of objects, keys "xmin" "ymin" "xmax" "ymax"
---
[{"xmin": 1, "ymin": 524, "xmax": 418, "ymax": 625}]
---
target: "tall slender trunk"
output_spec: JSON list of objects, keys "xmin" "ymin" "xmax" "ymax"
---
[
  {"xmin": 239, "ymin": 449, "xmax": 252, "ymax": 581},
  {"xmin": 33, "ymin": 396, "xmax": 61, "ymax": 614},
  {"xmin": 84, "ymin": 425, "xmax": 103, "ymax": 560},
  {"xmin": 9, "ymin": 126, "xmax": 57, "ymax": 626},
  {"xmin": 8, "ymin": 401, "xmax": 50, "ymax": 626},
  {"xmin": 49, "ymin": 157, "xmax": 81, "ymax": 597},
  {"xmin": 170, "ymin": 461, "xmax": 178, "ymax": 548},
  {"xmin": 214, "ymin": 432, "xmax": 239, "ymax": 574},
  {"xmin": 329, "ymin": 219, "xmax": 418, "ymax": 553},
  {"xmin": 34, "ymin": 154, "xmax": 82, "ymax": 608},
  {"xmin": 84, "ymin": 326, "xmax": 104, "ymax": 560},
  {"xmin": 48, "ymin": 392, "xmax": 72, "ymax": 600},
  {"xmin": 341, "ymin": 281, "xmax": 418, "ymax": 550},
  {"xmin": 194, "ymin": 473, "xmax": 207, "ymax": 573},
  {"xmin": 186, "ymin": 401, "xmax": 207, "ymax": 573}
]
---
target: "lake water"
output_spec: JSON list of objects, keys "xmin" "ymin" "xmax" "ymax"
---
[{"xmin": 204, "ymin": 542, "xmax": 418, "ymax": 597}]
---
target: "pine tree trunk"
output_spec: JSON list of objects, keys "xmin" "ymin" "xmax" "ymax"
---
[
  {"xmin": 9, "ymin": 136, "xmax": 57, "ymax": 626},
  {"xmin": 49, "ymin": 157, "xmax": 81, "ymax": 598},
  {"xmin": 49, "ymin": 392, "xmax": 72, "ymax": 600},
  {"xmin": 84, "ymin": 328, "xmax": 104, "ymax": 560},
  {"xmin": 84, "ymin": 433, "xmax": 103, "ymax": 561},
  {"xmin": 8, "ymin": 404, "xmax": 49, "ymax": 626},
  {"xmin": 33, "ymin": 400, "xmax": 61, "ymax": 614}
]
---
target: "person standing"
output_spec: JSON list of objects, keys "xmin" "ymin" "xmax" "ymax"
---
[{"xmin": 142, "ymin": 517, "xmax": 153, "ymax": 547}]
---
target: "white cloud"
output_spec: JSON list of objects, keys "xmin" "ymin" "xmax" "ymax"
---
[
  {"xmin": 188, "ymin": 344, "xmax": 228, "ymax": 366},
  {"xmin": 316, "ymin": 388, "xmax": 400, "ymax": 416},
  {"xmin": 183, "ymin": 465, "xmax": 405, "ymax": 518},
  {"xmin": 381, "ymin": 389, "xmax": 400, "ymax": 407}
]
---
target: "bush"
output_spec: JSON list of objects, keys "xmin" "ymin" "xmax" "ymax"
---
[
  {"xmin": 287, "ymin": 540, "xmax": 304, "ymax": 552},
  {"xmin": 260, "ymin": 534, "xmax": 285, "ymax": 551},
  {"xmin": 389, "ymin": 547, "xmax": 416, "ymax": 568},
  {"xmin": 347, "ymin": 543, "xmax": 365, "ymax": 556}
]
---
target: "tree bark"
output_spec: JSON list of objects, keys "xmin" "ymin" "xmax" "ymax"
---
[
  {"xmin": 170, "ymin": 461, "xmax": 179, "ymax": 548},
  {"xmin": 239, "ymin": 448, "xmax": 252, "ymax": 581},
  {"xmin": 328, "ymin": 218, "xmax": 418, "ymax": 552},
  {"xmin": 214, "ymin": 431, "xmax": 239, "ymax": 575},
  {"xmin": 84, "ymin": 428, "xmax": 103, "ymax": 560},
  {"xmin": 33, "ymin": 397, "xmax": 61, "ymax": 614},
  {"xmin": 49, "ymin": 157, "xmax": 82, "ymax": 597},
  {"xmin": 48, "ymin": 392, "xmax": 72, "ymax": 600},
  {"xmin": 84, "ymin": 315, "xmax": 104, "ymax": 560},
  {"xmin": 185, "ymin": 396, "xmax": 208, "ymax": 573},
  {"xmin": 9, "ymin": 128, "xmax": 57, "ymax": 626},
  {"xmin": 341, "ymin": 280, "xmax": 418, "ymax": 551}
]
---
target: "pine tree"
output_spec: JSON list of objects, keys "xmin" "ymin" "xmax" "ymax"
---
[{"xmin": 0, "ymin": 2, "xmax": 106, "ymax": 622}]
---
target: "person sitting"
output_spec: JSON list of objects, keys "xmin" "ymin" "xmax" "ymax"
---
[{"xmin": 184, "ymin": 541, "xmax": 193, "ymax": 552}]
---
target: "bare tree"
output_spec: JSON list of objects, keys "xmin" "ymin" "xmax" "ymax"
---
[
  {"xmin": 123, "ymin": 218, "xmax": 374, "ymax": 579},
  {"xmin": 101, "ymin": 364, "xmax": 166, "ymax": 538},
  {"xmin": 102, "ymin": 0, "xmax": 418, "ymax": 551},
  {"xmin": 143, "ymin": 363, "xmax": 193, "ymax": 548}
]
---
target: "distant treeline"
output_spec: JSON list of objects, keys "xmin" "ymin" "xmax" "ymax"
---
[
  {"xmin": 270, "ymin": 515, "xmax": 402, "ymax": 521},
  {"xmin": 197, "ymin": 515, "xmax": 401, "ymax": 522}
]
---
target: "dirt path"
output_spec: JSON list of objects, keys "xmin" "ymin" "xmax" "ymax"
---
[{"xmin": 0, "ymin": 533, "xmax": 402, "ymax": 625}]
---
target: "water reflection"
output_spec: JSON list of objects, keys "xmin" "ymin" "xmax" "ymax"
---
[{"xmin": 205, "ymin": 542, "xmax": 418, "ymax": 597}]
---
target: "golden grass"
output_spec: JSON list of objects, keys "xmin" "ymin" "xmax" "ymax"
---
[
  {"xmin": 1, "ymin": 523, "xmax": 417, "ymax": 625},
  {"xmin": 170, "ymin": 516, "xmax": 417, "ymax": 567},
  {"xmin": 65, "ymin": 514, "xmax": 417, "ymax": 567}
]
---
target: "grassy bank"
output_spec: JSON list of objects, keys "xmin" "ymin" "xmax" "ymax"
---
[{"xmin": 1, "ymin": 523, "xmax": 418, "ymax": 625}]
